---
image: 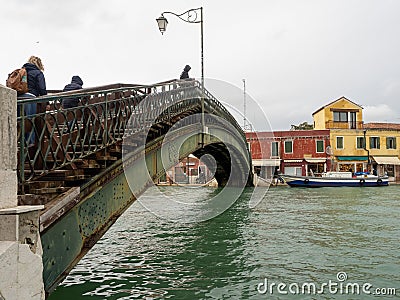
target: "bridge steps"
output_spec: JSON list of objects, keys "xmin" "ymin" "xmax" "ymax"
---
[{"xmin": 21, "ymin": 146, "xmax": 124, "ymax": 200}]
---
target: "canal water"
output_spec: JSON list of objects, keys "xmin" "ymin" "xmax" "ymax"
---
[{"xmin": 49, "ymin": 186, "xmax": 400, "ymax": 299}]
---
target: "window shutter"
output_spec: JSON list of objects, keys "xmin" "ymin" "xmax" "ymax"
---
[{"xmin": 377, "ymin": 137, "xmax": 380, "ymax": 149}]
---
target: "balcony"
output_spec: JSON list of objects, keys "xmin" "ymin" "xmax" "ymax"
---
[{"xmin": 325, "ymin": 120, "xmax": 363, "ymax": 129}]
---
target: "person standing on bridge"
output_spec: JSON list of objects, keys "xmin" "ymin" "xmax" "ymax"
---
[
  {"xmin": 19, "ymin": 55, "xmax": 47, "ymax": 108},
  {"xmin": 180, "ymin": 65, "xmax": 191, "ymax": 80},
  {"xmin": 62, "ymin": 76, "xmax": 84, "ymax": 109},
  {"xmin": 62, "ymin": 76, "xmax": 84, "ymax": 132},
  {"xmin": 21, "ymin": 56, "xmax": 47, "ymax": 98},
  {"xmin": 18, "ymin": 56, "xmax": 47, "ymax": 145}
]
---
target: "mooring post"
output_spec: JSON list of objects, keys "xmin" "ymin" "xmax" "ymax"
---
[{"xmin": 0, "ymin": 85, "xmax": 45, "ymax": 300}]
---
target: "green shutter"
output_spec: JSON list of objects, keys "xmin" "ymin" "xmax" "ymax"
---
[
  {"xmin": 285, "ymin": 141, "xmax": 292, "ymax": 153},
  {"xmin": 317, "ymin": 140, "xmax": 323, "ymax": 152},
  {"xmin": 357, "ymin": 137, "xmax": 365, "ymax": 149},
  {"xmin": 272, "ymin": 142, "xmax": 278, "ymax": 156},
  {"xmin": 387, "ymin": 137, "xmax": 397, "ymax": 149},
  {"xmin": 337, "ymin": 137, "xmax": 343, "ymax": 149}
]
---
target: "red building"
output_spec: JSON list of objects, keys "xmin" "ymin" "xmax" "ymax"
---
[
  {"xmin": 246, "ymin": 130, "xmax": 331, "ymax": 177},
  {"xmin": 161, "ymin": 155, "xmax": 213, "ymax": 185}
]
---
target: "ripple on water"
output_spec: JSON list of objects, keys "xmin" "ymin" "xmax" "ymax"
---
[{"xmin": 49, "ymin": 186, "xmax": 400, "ymax": 299}]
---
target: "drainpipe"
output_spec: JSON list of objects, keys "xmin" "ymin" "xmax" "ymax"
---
[{"xmin": 363, "ymin": 129, "xmax": 370, "ymax": 171}]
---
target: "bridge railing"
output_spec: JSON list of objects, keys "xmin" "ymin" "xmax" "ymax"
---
[{"xmin": 17, "ymin": 80, "xmax": 246, "ymax": 193}]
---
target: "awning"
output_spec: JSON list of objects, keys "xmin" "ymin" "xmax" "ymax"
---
[
  {"xmin": 252, "ymin": 159, "xmax": 281, "ymax": 166},
  {"xmin": 284, "ymin": 159, "xmax": 303, "ymax": 163},
  {"xmin": 305, "ymin": 158, "xmax": 326, "ymax": 163},
  {"xmin": 372, "ymin": 156, "xmax": 400, "ymax": 165},
  {"xmin": 337, "ymin": 156, "xmax": 368, "ymax": 161}
]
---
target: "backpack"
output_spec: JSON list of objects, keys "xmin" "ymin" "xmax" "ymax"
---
[{"xmin": 6, "ymin": 68, "xmax": 29, "ymax": 94}]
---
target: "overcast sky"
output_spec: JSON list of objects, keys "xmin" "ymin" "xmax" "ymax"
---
[{"xmin": 1, "ymin": 0, "xmax": 399, "ymax": 130}]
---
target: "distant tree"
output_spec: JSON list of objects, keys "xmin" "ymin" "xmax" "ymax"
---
[{"xmin": 290, "ymin": 121, "xmax": 314, "ymax": 130}]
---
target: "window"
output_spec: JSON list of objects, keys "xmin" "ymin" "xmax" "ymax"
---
[
  {"xmin": 284, "ymin": 167, "xmax": 302, "ymax": 176},
  {"xmin": 333, "ymin": 111, "xmax": 348, "ymax": 122},
  {"xmin": 284, "ymin": 140, "xmax": 293, "ymax": 153},
  {"xmin": 386, "ymin": 137, "xmax": 396, "ymax": 149},
  {"xmin": 316, "ymin": 140, "xmax": 324, "ymax": 153},
  {"xmin": 356, "ymin": 137, "xmax": 365, "ymax": 149},
  {"xmin": 271, "ymin": 141, "xmax": 279, "ymax": 157},
  {"xmin": 350, "ymin": 112, "xmax": 357, "ymax": 129},
  {"xmin": 370, "ymin": 137, "xmax": 380, "ymax": 149},
  {"xmin": 336, "ymin": 136, "xmax": 344, "ymax": 149}
]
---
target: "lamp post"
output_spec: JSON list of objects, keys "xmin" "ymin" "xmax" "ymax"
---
[
  {"xmin": 156, "ymin": 7, "xmax": 205, "ymax": 145},
  {"xmin": 243, "ymin": 79, "xmax": 246, "ymax": 129}
]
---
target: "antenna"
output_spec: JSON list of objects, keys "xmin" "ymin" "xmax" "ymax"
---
[{"xmin": 243, "ymin": 79, "xmax": 246, "ymax": 129}]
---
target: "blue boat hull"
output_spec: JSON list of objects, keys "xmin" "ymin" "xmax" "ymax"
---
[{"xmin": 280, "ymin": 175, "xmax": 389, "ymax": 188}]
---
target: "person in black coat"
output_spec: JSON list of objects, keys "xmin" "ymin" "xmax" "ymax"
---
[
  {"xmin": 180, "ymin": 65, "xmax": 191, "ymax": 80},
  {"xmin": 19, "ymin": 56, "xmax": 47, "ymax": 145},
  {"xmin": 61, "ymin": 76, "xmax": 84, "ymax": 133},
  {"xmin": 22, "ymin": 56, "xmax": 47, "ymax": 97},
  {"xmin": 62, "ymin": 76, "xmax": 84, "ymax": 109}
]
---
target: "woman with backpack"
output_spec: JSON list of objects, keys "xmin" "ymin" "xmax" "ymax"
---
[
  {"xmin": 22, "ymin": 56, "xmax": 47, "ymax": 98},
  {"xmin": 18, "ymin": 56, "xmax": 47, "ymax": 145}
]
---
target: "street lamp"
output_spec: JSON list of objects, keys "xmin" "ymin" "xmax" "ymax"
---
[
  {"xmin": 156, "ymin": 16, "xmax": 168, "ymax": 34},
  {"xmin": 156, "ymin": 7, "xmax": 205, "ymax": 146}
]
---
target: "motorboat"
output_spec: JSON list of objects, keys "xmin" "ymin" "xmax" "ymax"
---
[{"xmin": 279, "ymin": 171, "xmax": 389, "ymax": 187}]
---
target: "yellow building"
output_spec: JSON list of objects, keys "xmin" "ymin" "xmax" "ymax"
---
[
  {"xmin": 313, "ymin": 96, "xmax": 363, "ymax": 130},
  {"xmin": 363, "ymin": 123, "xmax": 400, "ymax": 179},
  {"xmin": 312, "ymin": 97, "xmax": 400, "ymax": 180}
]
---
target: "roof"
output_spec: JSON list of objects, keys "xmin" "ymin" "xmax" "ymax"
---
[
  {"xmin": 245, "ymin": 130, "xmax": 330, "ymax": 140},
  {"xmin": 312, "ymin": 96, "xmax": 363, "ymax": 116},
  {"xmin": 364, "ymin": 123, "xmax": 400, "ymax": 130}
]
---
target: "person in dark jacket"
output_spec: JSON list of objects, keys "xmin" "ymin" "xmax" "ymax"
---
[
  {"xmin": 18, "ymin": 56, "xmax": 47, "ymax": 145},
  {"xmin": 180, "ymin": 65, "xmax": 191, "ymax": 80},
  {"xmin": 22, "ymin": 56, "xmax": 47, "ymax": 97},
  {"xmin": 62, "ymin": 76, "xmax": 84, "ymax": 133},
  {"xmin": 62, "ymin": 76, "xmax": 84, "ymax": 109}
]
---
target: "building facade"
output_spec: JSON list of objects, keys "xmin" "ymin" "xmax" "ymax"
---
[
  {"xmin": 161, "ymin": 155, "xmax": 213, "ymax": 185},
  {"xmin": 312, "ymin": 97, "xmax": 400, "ymax": 181},
  {"xmin": 246, "ymin": 96, "xmax": 400, "ymax": 182},
  {"xmin": 246, "ymin": 130, "xmax": 331, "ymax": 177}
]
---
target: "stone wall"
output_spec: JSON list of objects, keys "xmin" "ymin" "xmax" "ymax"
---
[
  {"xmin": 0, "ymin": 241, "xmax": 44, "ymax": 300},
  {"xmin": 0, "ymin": 85, "xmax": 44, "ymax": 300},
  {"xmin": 0, "ymin": 85, "xmax": 17, "ymax": 210}
]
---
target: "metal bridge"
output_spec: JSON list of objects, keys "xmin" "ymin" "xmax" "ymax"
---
[{"xmin": 16, "ymin": 79, "xmax": 252, "ymax": 295}]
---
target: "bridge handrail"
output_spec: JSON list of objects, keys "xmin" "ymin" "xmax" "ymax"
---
[
  {"xmin": 16, "ymin": 79, "xmax": 247, "ymax": 193},
  {"xmin": 18, "ymin": 80, "xmax": 242, "ymax": 131}
]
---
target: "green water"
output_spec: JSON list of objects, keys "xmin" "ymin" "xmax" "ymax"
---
[{"xmin": 48, "ymin": 186, "xmax": 400, "ymax": 299}]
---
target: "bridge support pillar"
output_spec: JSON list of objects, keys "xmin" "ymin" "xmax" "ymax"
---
[{"xmin": 0, "ymin": 85, "xmax": 44, "ymax": 300}]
